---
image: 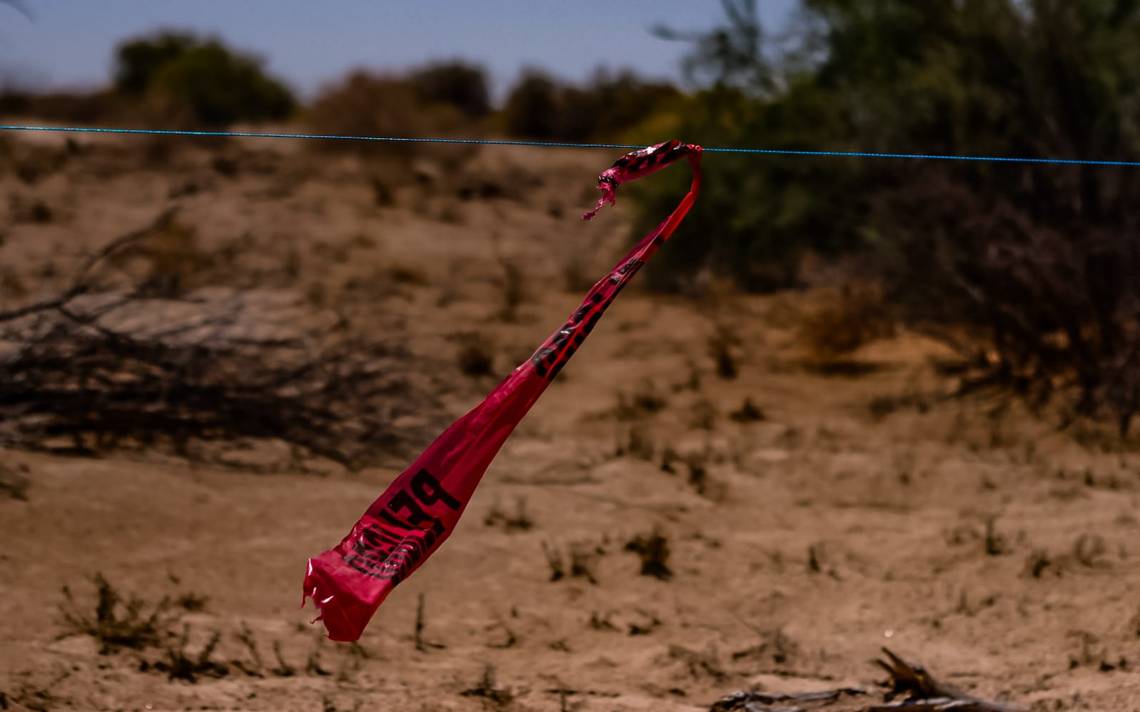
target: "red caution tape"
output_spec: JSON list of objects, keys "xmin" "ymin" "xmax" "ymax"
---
[{"xmin": 303, "ymin": 140, "xmax": 702, "ymax": 641}]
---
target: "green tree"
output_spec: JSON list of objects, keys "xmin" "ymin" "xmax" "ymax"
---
[
  {"xmin": 504, "ymin": 70, "xmax": 560, "ymax": 139},
  {"xmin": 410, "ymin": 60, "xmax": 491, "ymax": 119},
  {"xmin": 114, "ymin": 32, "xmax": 198, "ymax": 95},
  {"xmin": 646, "ymin": 0, "xmax": 1140, "ymax": 431},
  {"xmin": 113, "ymin": 31, "xmax": 294, "ymax": 127},
  {"xmin": 503, "ymin": 68, "xmax": 680, "ymax": 141}
]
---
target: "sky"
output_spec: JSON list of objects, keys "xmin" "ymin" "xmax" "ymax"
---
[{"xmin": 0, "ymin": 1, "xmax": 797, "ymax": 98}]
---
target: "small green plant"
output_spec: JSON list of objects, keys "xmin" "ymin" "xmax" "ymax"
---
[{"xmin": 114, "ymin": 31, "xmax": 294, "ymax": 127}]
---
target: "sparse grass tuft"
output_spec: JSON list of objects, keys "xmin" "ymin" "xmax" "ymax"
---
[
  {"xmin": 685, "ymin": 452, "xmax": 723, "ymax": 499},
  {"xmin": 799, "ymin": 282, "xmax": 894, "ymax": 361},
  {"xmin": 708, "ymin": 324, "xmax": 740, "ymax": 380},
  {"xmin": 497, "ymin": 258, "xmax": 526, "ymax": 322},
  {"xmin": 0, "ymin": 462, "xmax": 31, "ymax": 501},
  {"xmin": 614, "ymin": 380, "xmax": 668, "ymax": 421},
  {"xmin": 560, "ymin": 252, "xmax": 594, "ymax": 292},
  {"xmin": 1073, "ymin": 533, "xmax": 1108, "ymax": 568},
  {"xmin": 984, "ymin": 517, "xmax": 1006, "ymax": 556},
  {"xmin": 1023, "ymin": 549, "xmax": 1052, "ymax": 578},
  {"xmin": 456, "ymin": 333, "xmax": 496, "ymax": 378},
  {"xmin": 175, "ymin": 591, "xmax": 209, "ymax": 612},
  {"xmin": 625, "ymin": 529, "xmax": 673, "ymax": 581},
  {"xmin": 543, "ymin": 541, "xmax": 600, "ymax": 584},
  {"xmin": 370, "ymin": 176, "xmax": 395, "ymax": 206},
  {"xmin": 690, "ymin": 398, "xmax": 717, "ymax": 430},
  {"xmin": 109, "ymin": 211, "xmax": 210, "ymax": 298},
  {"xmin": 616, "ymin": 424, "xmax": 655, "ymax": 461},
  {"xmin": 152, "ymin": 626, "xmax": 229, "ymax": 682},
  {"xmin": 484, "ymin": 497, "xmax": 535, "ymax": 532},
  {"xmin": 460, "ymin": 664, "xmax": 514, "ymax": 709},
  {"xmin": 729, "ymin": 397, "xmax": 765, "ymax": 423},
  {"xmin": 59, "ymin": 573, "xmax": 175, "ymax": 654}
]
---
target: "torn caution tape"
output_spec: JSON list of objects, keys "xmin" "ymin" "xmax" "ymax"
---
[{"xmin": 303, "ymin": 140, "xmax": 702, "ymax": 641}]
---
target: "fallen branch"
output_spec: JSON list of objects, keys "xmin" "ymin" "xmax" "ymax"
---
[
  {"xmin": 708, "ymin": 647, "xmax": 1023, "ymax": 712},
  {"xmin": 711, "ymin": 688, "xmax": 867, "ymax": 712},
  {"xmin": 869, "ymin": 648, "xmax": 1024, "ymax": 712},
  {"xmin": 0, "ymin": 212, "xmax": 443, "ymax": 469}
]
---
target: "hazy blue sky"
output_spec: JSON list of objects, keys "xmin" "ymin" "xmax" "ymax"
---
[{"xmin": 0, "ymin": 1, "xmax": 797, "ymax": 96}]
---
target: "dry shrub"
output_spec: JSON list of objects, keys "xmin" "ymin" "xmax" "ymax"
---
[
  {"xmin": 496, "ymin": 258, "xmax": 526, "ymax": 322},
  {"xmin": 0, "ymin": 461, "xmax": 30, "ymax": 501},
  {"xmin": 690, "ymin": 398, "xmax": 718, "ymax": 430},
  {"xmin": 560, "ymin": 251, "xmax": 595, "ymax": 293},
  {"xmin": 625, "ymin": 529, "xmax": 673, "ymax": 580},
  {"xmin": 878, "ymin": 174, "xmax": 1140, "ymax": 437},
  {"xmin": 614, "ymin": 379, "xmax": 668, "ymax": 421},
  {"xmin": 484, "ymin": 497, "xmax": 534, "ymax": 532},
  {"xmin": 455, "ymin": 333, "xmax": 495, "ymax": 378},
  {"xmin": 616, "ymin": 424, "xmax": 655, "ymax": 460},
  {"xmin": 543, "ymin": 541, "xmax": 602, "ymax": 584},
  {"xmin": 799, "ymin": 281, "xmax": 894, "ymax": 361},
  {"xmin": 729, "ymin": 397, "xmax": 765, "ymax": 423},
  {"xmin": 305, "ymin": 70, "xmax": 473, "ymax": 165},
  {"xmin": 59, "ymin": 573, "xmax": 176, "ymax": 654},
  {"xmin": 7, "ymin": 142, "xmax": 70, "ymax": 185},
  {"xmin": 460, "ymin": 664, "xmax": 514, "ymax": 709},
  {"xmin": 9, "ymin": 195, "xmax": 54, "ymax": 224},
  {"xmin": 0, "ymin": 217, "xmax": 443, "ymax": 469},
  {"xmin": 151, "ymin": 626, "xmax": 229, "ymax": 682},
  {"xmin": 107, "ymin": 211, "xmax": 209, "ymax": 297},
  {"xmin": 708, "ymin": 323, "xmax": 741, "ymax": 380}
]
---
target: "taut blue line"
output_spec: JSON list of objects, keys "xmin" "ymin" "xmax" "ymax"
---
[{"xmin": 3, "ymin": 123, "xmax": 1139, "ymax": 168}]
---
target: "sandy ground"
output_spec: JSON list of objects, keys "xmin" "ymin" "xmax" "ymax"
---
[{"xmin": 1, "ymin": 132, "xmax": 1139, "ymax": 711}]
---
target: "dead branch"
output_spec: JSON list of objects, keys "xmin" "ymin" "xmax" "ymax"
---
[
  {"xmin": 0, "ymin": 213, "xmax": 443, "ymax": 469},
  {"xmin": 710, "ymin": 688, "xmax": 866, "ymax": 712},
  {"xmin": 708, "ymin": 647, "xmax": 1023, "ymax": 712},
  {"xmin": 0, "ymin": 209, "xmax": 174, "ymax": 324},
  {"xmin": 869, "ymin": 648, "xmax": 1024, "ymax": 712}
]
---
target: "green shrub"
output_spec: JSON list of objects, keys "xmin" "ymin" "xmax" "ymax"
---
[
  {"xmin": 409, "ymin": 60, "xmax": 491, "ymax": 119},
  {"xmin": 503, "ymin": 70, "xmax": 560, "ymax": 139},
  {"xmin": 645, "ymin": 0, "xmax": 1140, "ymax": 433},
  {"xmin": 305, "ymin": 71, "xmax": 468, "ymax": 160},
  {"xmin": 113, "ymin": 31, "xmax": 294, "ymax": 127},
  {"xmin": 503, "ymin": 68, "xmax": 680, "ymax": 141}
]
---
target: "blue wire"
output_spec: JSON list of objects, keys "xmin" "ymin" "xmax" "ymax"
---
[{"xmin": 3, "ymin": 123, "xmax": 1140, "ymax": 168}]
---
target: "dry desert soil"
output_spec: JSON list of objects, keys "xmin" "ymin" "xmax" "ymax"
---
[{"xmin": 1, "ymin": 132, "xmax": 1139, "ymax": 711}]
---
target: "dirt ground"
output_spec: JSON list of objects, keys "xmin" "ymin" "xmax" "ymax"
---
[{"xmin": 1, "ymin": 132, "xmax": 1139, "ymax": 711}]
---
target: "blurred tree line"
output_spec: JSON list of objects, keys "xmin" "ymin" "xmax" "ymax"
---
[
  {"xmin": 0, "ymin": 29, "xmax": 677, "ymax": 143},
  {"xmin": 639, "ymin": 0, "xmax": 1140, "ymax": 433},
  {"xmin": 504, "ymin": 67, "xmax": 679, "ymax": 141},
  {"xmin": 3, "ymin": 10, "xmax": 1137, "ymax": 431},
  {"xmin": 1, "ymin": 31, "xmax": 294, "ymax": 127}
]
